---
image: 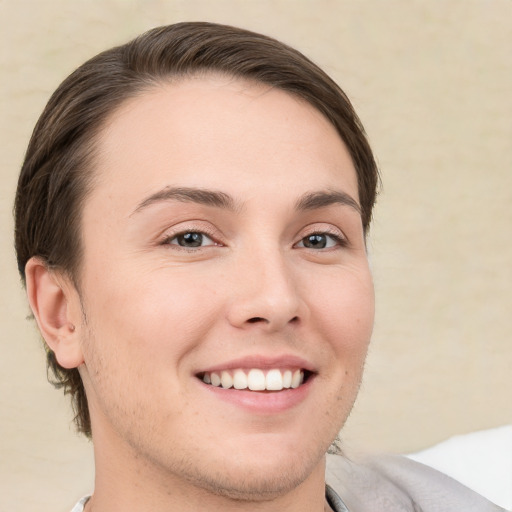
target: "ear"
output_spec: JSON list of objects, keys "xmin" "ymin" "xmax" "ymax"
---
[{"xmin": 25, "ymin": 257, "xmax": 84, "ymax": 369}]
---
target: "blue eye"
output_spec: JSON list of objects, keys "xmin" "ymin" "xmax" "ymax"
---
[
  {"xmin": 168, "ymin": 232, "xmax": 216, "ymax": 248},
  {"xmin": 296, "ymin": 233, "xmax": 342, "ymax": 249}
]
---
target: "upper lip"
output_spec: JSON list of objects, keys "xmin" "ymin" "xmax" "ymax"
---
[{"xmin": 196, "ymin": 354, "xmax": 316, "ymax": 374}]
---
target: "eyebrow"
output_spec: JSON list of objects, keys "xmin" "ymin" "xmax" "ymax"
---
[
  {"xmin": 295, "ymin": 190, "xmax": 361, "ymax": 215},
  {"xmin": 131, "ymin": 186, "xmax": 361, "ymax": 217},
  {"xmin": 132, "ymin": 186, "xmax": 239, "ymax": 215}
]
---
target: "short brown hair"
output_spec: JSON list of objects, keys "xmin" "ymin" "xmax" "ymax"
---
[{"xmin": 14, "ymin": 22, "xmax": 379, "ymax": 437}]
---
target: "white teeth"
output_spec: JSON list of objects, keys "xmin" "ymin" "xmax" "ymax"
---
[
  {"xmin": 265, "ymin": 369, "xmax": 283, "ymax": 391},
  {"xmin": 202, "ymin": 368, "xmax": 307, "ymax": 391},
  {"xmin": 283, "ymin": 370, "xmax": 292, "ymax": 388},
  {"xmin": 233, "ymin": 369, "xmax": 248, "ymax": 389},
  {"xmin": 291, "ymin": 369, "xmax": 303, "ymax": 389},
  {"xmin": 221, "ymin": 371, "xmax": 233, "ymax": 389},
  {"xmin": 247, "ymin": 369, "xmax": 266, "ymax": 391}
]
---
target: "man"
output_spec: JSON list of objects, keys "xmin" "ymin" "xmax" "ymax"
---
[{"xmin": 14, "ymin": 22, "xmax": 503, "ymax": 512}]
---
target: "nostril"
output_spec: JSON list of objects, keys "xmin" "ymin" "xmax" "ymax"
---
[
  {"xmin": 246, "ymin": 316, "xmax": 299, "ymax": 325},
  {"xmin": 247, "ymin": 317, "xmax": 266, "ymax": 323}
]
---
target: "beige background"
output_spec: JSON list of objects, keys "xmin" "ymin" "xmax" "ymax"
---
[{"xmin": 1, "ymin": 1, "xmax": 511, "ymax": 511}]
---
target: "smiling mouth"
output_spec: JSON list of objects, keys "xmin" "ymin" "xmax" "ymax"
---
[{"xmin": 198, "ymin": 368, "xmax": 310, "ymax": 391}]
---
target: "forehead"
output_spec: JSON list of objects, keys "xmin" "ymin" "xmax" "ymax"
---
[{"xmin": 87, "ymin": 75, "xmax": 358, "ymax": 216}]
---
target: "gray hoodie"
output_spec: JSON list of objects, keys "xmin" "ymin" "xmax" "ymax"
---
[{"xmin": 326, "ymin": 453, "xmax": 507, "ymax": 511}]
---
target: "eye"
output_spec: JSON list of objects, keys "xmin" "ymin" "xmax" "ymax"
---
[
  {"xmin": 296, "ymin": 233, "xmax": 344, "ymax": 249},
  {"xmin": 165, "ymin": 231, "xmax": 217, "ymax": 248}
]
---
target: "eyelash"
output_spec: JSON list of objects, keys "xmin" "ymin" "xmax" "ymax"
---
[
  {"xmin": 160, "ymin": 227, "xmax": 347, "ymax": 251},
  {"xmin": 160, "ymin": 227, "xmax": 222, "ymax": 250},
  {"xmin": 295, "ymin": 229, "xmax": 348, "ymax": 250}
]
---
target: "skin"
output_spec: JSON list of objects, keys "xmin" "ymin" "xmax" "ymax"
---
[{"xmin": 26, "ymin": 75, "xmax": 374, "ymax": 512}]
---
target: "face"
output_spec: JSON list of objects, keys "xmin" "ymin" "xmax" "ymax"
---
[{"xmin": 74, "ymin": 76, "xmax": 374, "ymax": 500}]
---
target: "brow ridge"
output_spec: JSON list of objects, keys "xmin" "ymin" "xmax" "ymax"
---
[
  {"xmin": 295, "ymin": 190, "xmax": 361, "ymax": 214},
  {"xmin": 132, "ymin": 186, "xmax": 360, "ymax": 217},
  {"xmin": 132, "ymin": 186, "xmax": 238, "ymax": 214}
]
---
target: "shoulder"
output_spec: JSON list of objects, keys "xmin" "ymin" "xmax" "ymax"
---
[{"xmin": 326, "ymin": 453, "xmax": 507, "ymax": 512}]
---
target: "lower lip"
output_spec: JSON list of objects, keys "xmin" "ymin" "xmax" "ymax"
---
[{"xmin": 198, "ymin": 376, "xmax": 314, "ymax": 414}]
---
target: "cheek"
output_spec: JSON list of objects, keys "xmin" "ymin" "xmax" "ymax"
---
[
  {"xmin": 311, "ymin": 269, "xmax": 374, "ymax": 353},
  {"xmin": 80, "ymin": 264, "xmax": 225, "ymax": 374},
  {"xmin": 306, "ymin": 266, "xmax": 374, "ymax": 411},
  {"xmin": 78, "ymin": 270, "xmax": 223, "ymax": 431},
  {"xmin": 304, "ymin": 270, "xmax": 374, "ymax": 436}
]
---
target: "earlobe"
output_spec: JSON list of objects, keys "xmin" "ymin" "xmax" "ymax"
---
[{"xmin": 25, "ymin": 257, "xmax": 84, "ymax": 369}]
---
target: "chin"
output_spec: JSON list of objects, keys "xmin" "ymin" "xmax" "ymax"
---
[
  {"xmin": 184, "ymin": 457, "xmax": 317, "ymax": 502},
  {"xmin": 177, "ymin": 435, "xmax": 329, "ymax": 502}
]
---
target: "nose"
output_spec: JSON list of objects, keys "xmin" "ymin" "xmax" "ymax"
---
[{"xmin": 226, "ymin": 249, "xmax": 305, "ymax": 332}]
